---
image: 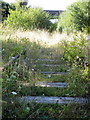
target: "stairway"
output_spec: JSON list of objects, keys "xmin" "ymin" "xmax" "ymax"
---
[{"xmin": 19, "ymin": 58, "xmax": 89, "ymax": 104}]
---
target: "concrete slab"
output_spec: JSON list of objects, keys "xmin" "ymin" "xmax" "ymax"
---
[
  {"xmin": 37, "ymin": 64, "xmax": 60, "ymax": 67},
  {"xmin": 20, "ymin": 96, "xmax": 89, "ymax": 104},
  {"xmin": 41, "ymin": 72, "xmax": 68, "ymax": 75},
  {"xmin": 35, "ymin": 82, "xmax": 68, "ymax": 88},
  {"xmin": 37, "ymin": 59, "xmax": 56, "ymax": 61}
]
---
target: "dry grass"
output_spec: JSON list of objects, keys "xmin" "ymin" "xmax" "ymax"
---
[
  {"xmin": 1, "ymin": 25, "xmax": 76, "ymax": 47},
  {"xmin": 1, "ymin": 25, "xmax": 88, "ymax": 62},
  {"xmin": 14, "ymin": 30, "xmax": 74, "ymax": 46}
]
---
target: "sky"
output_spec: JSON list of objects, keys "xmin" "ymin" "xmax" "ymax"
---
[{"xmin": 3, "ymin": 0, "xmax": 76, "ymax": 10}]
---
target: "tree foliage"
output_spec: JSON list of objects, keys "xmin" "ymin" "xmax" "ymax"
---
[
  {"xmin": 0, "ymin": 0, "xmax": 15, "ymax": 21},
  {"xmin": 57, "ymin": 0, "xmax": 90, "ymax": 32},
  {"xmin": 13, "ymin": 0, "xmax": 28, "ymax": 10},
  {"xmin": 5, "ymin": 7, "xmax": 51, "ymax": 30}
]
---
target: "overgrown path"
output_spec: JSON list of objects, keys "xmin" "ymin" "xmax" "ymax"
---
[{"xmin": 19, "ymin": 55, "xmax": 89, "ymax": 104}]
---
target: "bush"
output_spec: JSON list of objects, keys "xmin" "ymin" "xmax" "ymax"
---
[
  {"xmin": 2, "ymin": 99, "xmax": 31, "ymax": 119},
  {"xmin": 62, "ymin": 32, "xmax": 88, "ymax": 66},
  {"xmin": 67, "ymin": 65, "xmax": 89, "ymax": 97},
  {"xmin": 0, "ymin": 0, "xmax": 15, "ymax": 21},
  {"xmin": 5, "ymin": 8, "xmax": 51, "ymax": 30},
  {"xmin": 2, "ymin": 37, "xmax": 46, "ymax": 98},
  {"xmin": 49, "ymin": 22, "xmax": 57, "ymax": 32},
  {"xmin": 57, "ymin": 0, "xmax": 90, "ymax": 32}
]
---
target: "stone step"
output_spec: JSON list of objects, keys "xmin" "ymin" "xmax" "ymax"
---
[
  {"xmin": 35, "ymin": 82, "xmax": 68, "ymax": 88},
  {"xmin": 35, "ymin": 59, "xmax": 66, "ymax": 64},
  {"xmin": 37, "ymin": 59, "xmax": 56, "ymax": 62},
  {"xmin": 40, "ymin": 72, "xmax": 68, "ymax": 75},
  {"xmin": 36, "ymin": 64, "xmax": 60, "ymax": 67},
  {"xmin": 20, "ymin": 96, "xmax": 89, "ymax": 104},
  {"xmin": 36, "ymin": 66, "xmax": 67, "ymax": 73}
]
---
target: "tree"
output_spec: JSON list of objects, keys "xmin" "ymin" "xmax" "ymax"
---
[
  {"xmin": 57, "ymin": 0, "xmax": 90, "ymax": 32},
  {"xmin": 5, "ymin": 7, "xmax": 51, "ymax": 30},
  {"xmin": 13, "ymin": 0, "xmax": 28, "ymax": 10},
  {"xmin": 0, "ymin": 0, "xmax": 15, "ymax": 21}
]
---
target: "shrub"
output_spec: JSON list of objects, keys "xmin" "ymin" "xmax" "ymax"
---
[
  {"xmin": 67, "ymin": 65, "xmax": 89, "ymax": 97},
  {"xmin": 0, "ymin": 0, "xmax": 15, "ymax": 21},
  {"xmin": 5, "ymin": 8, "xmax": 51, "ymax": 30},
  {"xmin": 49, "ymin": 22, "xmax": 57, "ymax": 32},
  {"xmin": 62, "ymin": 32, "xmax": 88, "ymax": 66},
  {"xmin": 2, "ymin": 37, "xmax": 46, "ymax": 98},
  {"xmin": 57, "ymin": 0, "xmax": 90, "ymax": 32}
]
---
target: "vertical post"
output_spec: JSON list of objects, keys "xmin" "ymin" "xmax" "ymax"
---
[{"xmin": 87, "ymin": 33, "xmax": 90, "ymax": 78}]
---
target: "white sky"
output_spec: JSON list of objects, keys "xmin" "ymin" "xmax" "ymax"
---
[{"xmin": 3, "ymin": 0, "xmax": 76, "ymax": 10}]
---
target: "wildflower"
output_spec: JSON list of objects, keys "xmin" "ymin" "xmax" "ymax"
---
[
  {"xmin": 11, "ymin": 57, "xmax": 15, "ymax": 59},
  {"xmin": 11, "ymin": 101, "xmax": 14, "ymax": 104},
  {"xmin": 32, "ymin": 69, "xmax": 34, "ymax": 71},
  {"xmin": 48, "ymin": 74, "xmax": 51, "ymax": 78},
  {"xmin": 11, "ymin": 91, "xmax": 17, "ymax": 95},
  {"xmin": 42, "ymin": 94, "xmax": 45, "ymax": 96}
]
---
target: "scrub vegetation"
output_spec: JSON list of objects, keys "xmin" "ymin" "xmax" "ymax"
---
[{"xmin": 1, "ymin": 0, "xmax": 90, "ymax": 119}]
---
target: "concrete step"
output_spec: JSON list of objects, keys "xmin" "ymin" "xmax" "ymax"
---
[
  {"xmin": 40, "ymin": 72, "xmax": 68, "ymax": 75},
  {"xmin": 37, "ymin": 59, "xmax": 56, "ymax": 62},
  {"xmin": 20, "ymin": 96, "xmax": 89, "ymax": 104},
  {"xmin": 36, "ymin": 66, "xmax": 67, "ymax": 72},
  {"xmin": 38, "ymin": 64, "xmax": 61, "ymax": 67},
  {"xmin": 35, "ymin": 59, "xmax": 66, "ymax": 64},
  {"xmin": 35, "ymin": 82, "xmax": 68, "ymax": 88}
]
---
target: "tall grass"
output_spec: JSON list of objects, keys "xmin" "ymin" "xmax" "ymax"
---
[
  {"xmin": 1, "ymin": 25, "xmax": 87, "ymax": 61},
  {"xmin": 1, "ymin": 25, "xmax": 90, "ymax": 119},
  {"xmin": 1, "ymin": 25, "xmax": 74, "ymax": 46}
]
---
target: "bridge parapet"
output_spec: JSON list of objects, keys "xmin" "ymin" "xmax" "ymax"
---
[{"xmin": 44, "ymin": 10, "xmax": 63, "ymax": 18}]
